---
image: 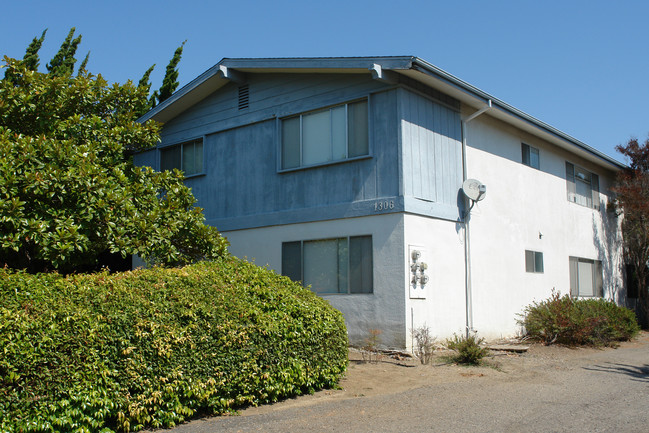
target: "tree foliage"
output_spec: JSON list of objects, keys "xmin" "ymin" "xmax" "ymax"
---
[
  {"xmin": 46, "ymin": 27, "xmax": 83, "ymax": 77},
  {"xmin": 21, "ymin": 28, "xmax": 47, "ymax": 72},
  {"xmin": 156, "ymin": 40, "xmax": 186, "ymax": 105},
  {"xmin": 0, "ymin": 58, "xmax": 227, "ymax": 273},
  {"xmin": 613, "ymin": 137, "xmax": 649, "ymax": 323}
]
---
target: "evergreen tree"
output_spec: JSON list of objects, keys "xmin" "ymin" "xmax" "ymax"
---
[
  {"xmin": 46, "ymin": 27, "xmax": 82, "ymax": 76},
  {"xmin": 77, "ymin": 51, "xmax": 90, "ymax": 76},
  {"xmin": 157, "ymin": 40, "xmax": 186, "ymax": 104},
  {"xmin": 135, "ymin": 64, "xmax": 156, "ymax": 117},
  {"xmin": 3, "ymin": 29, "xmax": 47, "ymax": 81},
  {"xmin": 22, "ymin": 29, "xmax": 47, "ymax": 71}
]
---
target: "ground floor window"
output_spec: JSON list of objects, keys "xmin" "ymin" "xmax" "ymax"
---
[
  {"xmin": 282, "ymin": 235, "xmax": 373, "ymax": 294},
  {"xmin": 569, "ymin": 256, "xmax": 603, "ymax": 297}
]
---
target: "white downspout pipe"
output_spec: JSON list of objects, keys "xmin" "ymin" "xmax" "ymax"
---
[{"xmin": 461, "ymin": 100, "xmax": 492, "ymax": 337}]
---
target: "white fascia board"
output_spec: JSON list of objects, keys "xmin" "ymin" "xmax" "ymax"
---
[{"xmin": 405, "ymin": 58, "xmax": 625, "ymax": 172}]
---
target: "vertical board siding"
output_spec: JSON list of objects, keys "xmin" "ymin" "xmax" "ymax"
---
[
  {"xmin": 172, "ymin": 77, "xmax": 400, "ymax": 225},
  {"xmin": 400, "ymin": 88, "xmax": 462, "ymax": 207},
  {"xmin": 160, "ymin": 73, "xmax": 388, "ymax": 144},
  {"xmin": 140, "ymin": 72, "xmax": 464, "ymax": 229}
]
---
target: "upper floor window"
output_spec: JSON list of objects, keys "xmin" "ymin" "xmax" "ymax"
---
[
  {"xmin": 522, "ymin": 143, "xmax": 540, "ymax": 169},
  {"xmin": 566, "ymin": 162, "xmax": 599, "ymax": 209},
  {"xmin": 282, "ymin": 235, "xmax": 373, "ymax": 294},
  {"xmin": 525, "ymin": 250, "xmax": 544, "ymax": 273},
  {"xmin": 160, "ymin": 139, "xmax": 204, "ymax": 176},
  {"xmin": 569, "ymin": 256, "xmax": 603, "ymax": 297},
  {"xmin": 281, "ymin": 100, "xmax": 369, "ymax": 170}
]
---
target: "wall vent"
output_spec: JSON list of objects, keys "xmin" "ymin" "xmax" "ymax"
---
[{"xmin": 238, "ymin": 84, "xmax": 249, "ymax": 110}]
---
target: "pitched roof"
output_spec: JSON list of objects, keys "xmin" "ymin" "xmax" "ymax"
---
[{"xmin": 140, "ymin": 56, "xmax": 624, "ymax": 171}]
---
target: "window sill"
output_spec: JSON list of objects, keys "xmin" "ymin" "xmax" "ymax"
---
[
  {"xmin": 183, "ymin": 172, "xmax": 206, "ymax": 180},
  {"xmin": 278, "ymin": 155, "xmax": 372, "ymax": 174}
]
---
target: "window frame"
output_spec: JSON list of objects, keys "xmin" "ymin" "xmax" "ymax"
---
[
  {"xmin": 521, "ymin": 143, "xmax": 540, "ymax": 169},
  {"xmin": 281, "ymin": 235, "xmax": 374, "ymax": 295},
  {"xmin": 565, "ymin": 162, "xmax": 600, "ymax": 209},
  {"xmin": 525, "ymin": 250, "xmax": 544, "ymax": 273},
  {"xmin": 569, "ymin": 256, "xmax": 604, "ymax": 298},
  {"xmin": 159, "ymin": 137, "xmax": 205, "ymax": 178},
  {"xmin": 278, "ymin": 98, "xmax": 371, "ymax": 172}
]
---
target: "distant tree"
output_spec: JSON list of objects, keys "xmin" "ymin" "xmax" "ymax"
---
[
  {"xmin": 613, "ymin": 137, "xmax": 649, "ymax": 324},
  {"xmin": 0, "ymin": 58, "xmax": 228, "ymax": 273},
  {"xmin": 77, "ymin": 51, "xmax": 90, "ymax": 76},
  {"xmin": 157, "ymin": 40, "xmax": 186, "ymax": 104},
  {"xmin": 46, "ymin": 27, "xmax": 82, "ymax": 76},
  {"xmin": 135, "ymin": 63, "xmax": 156, "ymax": 117},
  {"xmin": 3, "ymin": 29, "xmax": 47, "ymax": 81},
  {"xmin": 22, "ymin": 28, "xmax": 47, "ymax": 71}
]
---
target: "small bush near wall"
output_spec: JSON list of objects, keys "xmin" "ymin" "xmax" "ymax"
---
[
  {"xmin": 0, "ymin": 258, "xmax": 348, "ymax": 432},
  {"xmin": 520, "ymin": 292, "xmax": 639, "ymax": 346}
]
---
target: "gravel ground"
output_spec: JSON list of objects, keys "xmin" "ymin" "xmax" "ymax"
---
[{"xmin": 152, "ymin": 332, "xmax": 649, "ymax": 433}]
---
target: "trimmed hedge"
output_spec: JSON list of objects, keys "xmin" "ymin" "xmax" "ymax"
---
[
  {"xmin": 520, "ymin": 292, "xmax": 639, "ymax": 346},
  {"xmin": 0, "ymin": 257, "xmax": 348, "ymax": 432}
]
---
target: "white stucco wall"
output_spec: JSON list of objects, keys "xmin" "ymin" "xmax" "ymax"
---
[
  {"xmin": 219, "ymin": 112, "xmax": 624, "ymax": 350},
  {"xmin": 463, "ymin": 113, "xmax": 624, "ymax": 339},
  {"xmin": 403, "ymin": 214, "xmax": 467, "ymax": 350},
  {"xmin": 222, "ymin": 213, "xmax": 407, "ymax": 348}
]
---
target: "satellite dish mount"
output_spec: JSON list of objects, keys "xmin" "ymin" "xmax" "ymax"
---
[{"xmin": 462, "ymin": 178, "xmax": 486, "ymax": 215}]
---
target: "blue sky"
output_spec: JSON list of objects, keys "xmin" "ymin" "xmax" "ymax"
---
[{"xmin": 4, "ymin": 0, "xmax": 648, "ymax": 162}]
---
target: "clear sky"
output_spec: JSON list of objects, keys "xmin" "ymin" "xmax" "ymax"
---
[{"xmin": 3, "ymin": 0, "xmax": 648, "ymax": 162}]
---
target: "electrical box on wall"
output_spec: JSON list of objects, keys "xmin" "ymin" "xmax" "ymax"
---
[{"xmin": 409, "ymin": 245, "xmax": 428, "ymax": 299}]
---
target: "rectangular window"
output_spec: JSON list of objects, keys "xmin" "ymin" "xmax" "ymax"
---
[
  {"xmin": 281, "ymin": 235, "xmax": 373, "ymax": 294},
  {"xmin": 522, "ymin": 143, "xmax": 540, "ymax": 169},
  {"xmin": 525, "ymin": 250, "xmax": 544, "ymax": 273},
  {"xmin": 569, "ymin": 257, "xmax": 603, "ymax": 297},
  {"xmin": 281, "ymin": 100, "xmax": 369, "ymax": 169},
  {"xmin": 566, "ymin": 162, "xmax": 599, "ymax": 209},
  {"xmin": 160, "ymin": 139, "xmax": 204, "ymax": 176}
]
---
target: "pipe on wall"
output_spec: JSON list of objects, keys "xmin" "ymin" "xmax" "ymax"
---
[{"xmin": 461, "ymin": 100, "xmax": 492, "ymax": 337}]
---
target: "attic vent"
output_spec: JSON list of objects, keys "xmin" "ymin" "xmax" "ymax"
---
[{"xmin": 238, "ymin": 84, "xmax": 249, "ymax": 110}]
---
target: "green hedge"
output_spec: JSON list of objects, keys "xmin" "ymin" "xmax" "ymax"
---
[
  {"xmin": 520, "ymin": 292, "xmax": 639, "ymax": 346},
  {"xmin": 0, "ymin": 257, "xmax": 348, "ymax": 432}
]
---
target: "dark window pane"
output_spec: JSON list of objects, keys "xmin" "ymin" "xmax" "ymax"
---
[
  {"xmin": 348, "ymin": 100, "xmax": 369, "ymax": 157},
  {"xmin": 525, "ymin": 250, "xmax": 534, "ymax": 272},
  {"xmin": 350, "ymin": 236, "xmax": 373, "ymax": 293},
  {"xmin": 282, "ymin": 241, "xmax": 302, "ymax": 283},
  {"xmin": 522, "ymin": 143, "xmax": 530, "ymax": 166},
  {"xmin": 282, "ymin": 117, "xmax": 301, "ymax": 169},
  {"xmin": 535, "ymin": 252, "xmax": 544, "ymax": 273},
  {"xmin": 161, "ymin": 146, "xmax": 181, "ymax": 172}
]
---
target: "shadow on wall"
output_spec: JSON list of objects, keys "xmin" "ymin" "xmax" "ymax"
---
[{"xmin": 592, "ymin": 206, "xmax": 624, "ymax": 304}]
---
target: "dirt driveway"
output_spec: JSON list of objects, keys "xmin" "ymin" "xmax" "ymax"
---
[{"xmin": 158, "ymin": 333, "xmax": 649, "ymax": 432}]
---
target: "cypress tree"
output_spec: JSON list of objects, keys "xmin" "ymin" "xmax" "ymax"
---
[
  {"xmin": 77, "ymin": 51, "xmax": 90, "ymax": 76},
  {"xmin": 157, "ymin": 40, "xmax": 186, "ymax": 104},
  {"xmin": 47, "ymin": 27, "xmax": 82, "ymax": 76},
  {"xmin": 23, "ymin": 29, "xmax": 47, "ymax": 71},
  {"xmin": 135, "ymin": 64, "xmax": 156, "ymax": 117}
]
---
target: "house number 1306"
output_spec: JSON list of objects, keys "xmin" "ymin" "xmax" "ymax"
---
[{"xmin": 374, "ymin": 200, "xmax": 395, "ymax": 211}]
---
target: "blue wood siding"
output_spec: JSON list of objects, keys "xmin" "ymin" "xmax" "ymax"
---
[
  {"xmin": 159, "ymin": 73, "xmax": 389, "ymax": 145},
  {"xmin": 400, "ymin": 88, "xmax": 462, "ymax": 215},
  {"xmin": 134, "ymin": 73, "xmax": 464, "ymax": 230}
]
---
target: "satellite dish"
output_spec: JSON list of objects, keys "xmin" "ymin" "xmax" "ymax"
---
[{"xmin": 462, "ymin": 179, "xmax": 487, "ymax": 202}]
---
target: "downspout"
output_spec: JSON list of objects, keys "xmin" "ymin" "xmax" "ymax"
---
[{"xmin": 461, "ymin": 100, "xmax": 492, "ymax": 337}]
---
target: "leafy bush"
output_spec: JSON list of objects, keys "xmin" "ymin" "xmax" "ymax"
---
[
  {"xmin": 445, "ymin": 333, "xmax": 489, "ymax": 365},
  {"xmin": 520, "ymin": 292, "xmax": 640, "ymax": 346},
  {"xmin": 0, "ymin": 257, "xmax": 348, "ymax": 432}
]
